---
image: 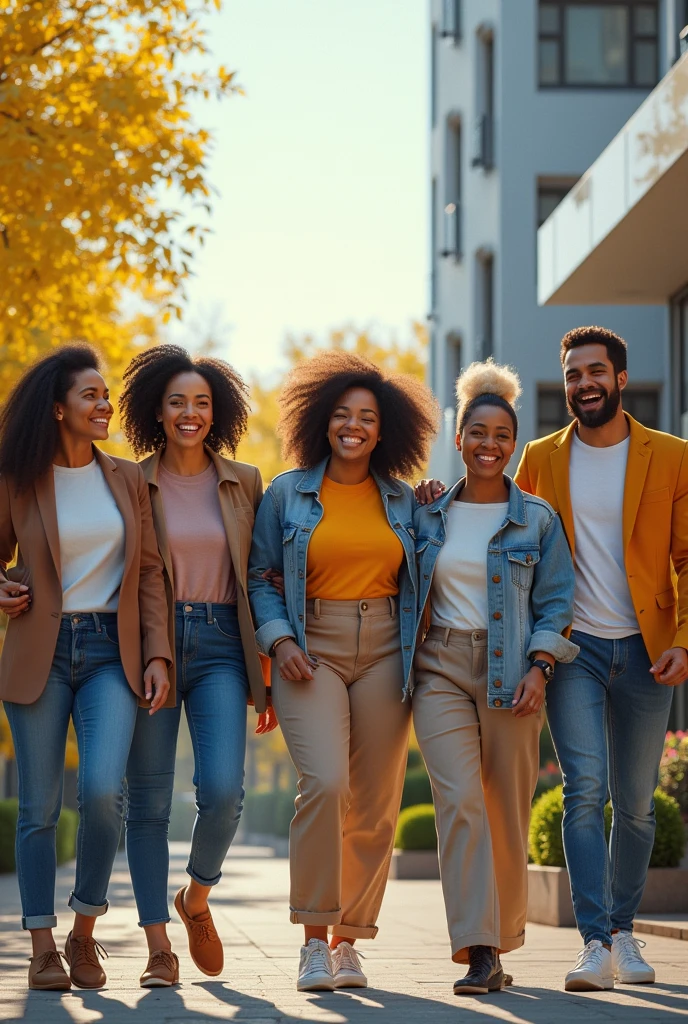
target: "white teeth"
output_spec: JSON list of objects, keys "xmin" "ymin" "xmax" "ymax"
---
[{"xmin": 340, "ymin": 436, "xmax": 363, "ymax": 444}]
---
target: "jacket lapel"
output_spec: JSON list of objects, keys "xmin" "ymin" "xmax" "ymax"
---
[
  {"xmin": 95, "ymin": 449, "xmax": 136, "ymax": 577},
  {"xmin": 34, "ymin": 471, "xmax": 61, "ymax": 581},
  {"xmin": 140, "ymin": 450, "xmax": 174, "ymax": 588},
  {"xmin": 548, "ymin": 422, "xmax": 576, "ymax": 557},
  {"xmin": 622, "ymin": 416, "xmax": 652, "ymax": 554}
]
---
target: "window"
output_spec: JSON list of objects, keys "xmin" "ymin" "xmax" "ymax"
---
[
  {"xmin": 672, "ymin": 286, "xmax": 688, "ymax": 438},
  {"xmin": 472, "ymin": 29, "xmax": 495, "ymax": 169},
  {"xmin": 537, "ymin": 384, "xmax": 660, "ymax": 436},
  {"xmin": 441, "ymin": 0, "xmax": 461, "ymax": 42},
  {"xmin": 538, "ymin": 2, "xmax": 659, "ymax": 88},
  {"xmin": 476, "ymin": 252, "xmax": 494, "ymax": 360},
  {"xmin": 430, "ymin": 177, "xmax": 438, "ymax": 312},
  {"xmin": 537, "ymin": 177, "xmax": 578, "ymax": 227},
  {"xmin": 431, "ymin": 25, "xmax": 438, "ymax": 128},
  {"xmin": 441, "ymin": 119, "xmax": 462, "ymax": 259},
  {"xmin": 446, "ymin": 332, "xmax": 462, "ymax": 407}
]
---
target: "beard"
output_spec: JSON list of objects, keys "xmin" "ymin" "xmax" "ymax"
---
[{"xmin": 568, "ymin": 379, "xmax": 622, "ymax": 428}]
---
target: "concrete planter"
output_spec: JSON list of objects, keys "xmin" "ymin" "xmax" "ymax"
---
[
  {"xmin": 389, "ymin": 849, "xmax": 440, "ymax": 880},
  {"xmin": 527, "ymin": 865, "xmax": 688, "ymax": 927}
]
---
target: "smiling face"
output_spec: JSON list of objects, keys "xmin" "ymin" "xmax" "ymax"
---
[
  {"xmin": 327, "ymin": 387, "xmax": 381, "ymax": 466},
  {"xmin": 458, "ymin": 403, "xmax": 516, "ymax": 480},
  {"xmin": 158, "ymin": 371, "xmax": 213, "ymax": 451},
  {"xmin": 54, "ymin": 368, "xmax": 113, "ymax": 442},
  {"xmin": 564, "ymin": 343, "xmax": 627, "ymax": 428}
]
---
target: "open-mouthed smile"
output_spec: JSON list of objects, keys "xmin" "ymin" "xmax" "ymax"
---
[
  {"xmin": 474, "ymin": 453, "xmax": 500, "ymax": 465},
  {"xmin": 575, "ymin": 390, "xmax": 605, "ymax": 407},
  {"xmin": 176, "ymin": 423, "xmax": 203, "ymax": 436},
  {"xmin": 338, "ymin": 435, "xmax": 365, "ymax": 448}
]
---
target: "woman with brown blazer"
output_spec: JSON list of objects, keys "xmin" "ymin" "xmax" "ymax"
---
[
  {"xmin": 118, "ymin": 345, "xmax": 277, "ymax": 988},
  {"xmin": 0, "ymin": 346, "xmax": 171, "ymax": 993}
]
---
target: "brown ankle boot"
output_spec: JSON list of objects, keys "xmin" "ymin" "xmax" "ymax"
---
[
  {"xmin": 140, "ymin": 949, "xmax": 180, "ymax": 988},
  {"xmin": 174, "ymin": 887, "xmax": 223, "ymax": 977},
  {"xmin": 64, "ymin": 931, "xmax": 108, "ymax": 989},
  {"xmin": 28, "ymin": 950, "xmax": 71, "ymax": 990}
]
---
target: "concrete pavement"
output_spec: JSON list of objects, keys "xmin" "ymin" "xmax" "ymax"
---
[{"xmin": 1, "ymin": 843, "xmax": 686, "ymax": 1022}]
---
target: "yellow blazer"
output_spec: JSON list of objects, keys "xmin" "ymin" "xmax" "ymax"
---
[{"xmin": 514, "ymin": 415, "xmax": 688, "ymax": 665}]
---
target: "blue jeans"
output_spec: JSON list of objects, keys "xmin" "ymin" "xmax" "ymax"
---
[
  {"xmin": 125, "ymin": 602, "xmax": 249, "ymax": 927},
  {"xmin": 4, "ymin": 613, "xmax": 137, "ymax": 930},
  {"xmin": 546, "ymin": 631, "xmax": 673, "ymax": 945}
]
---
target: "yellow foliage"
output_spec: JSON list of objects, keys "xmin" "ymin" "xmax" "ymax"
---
[{"xmin": 237, "ymin": 322, "xmax": 429, "ymax": 484}]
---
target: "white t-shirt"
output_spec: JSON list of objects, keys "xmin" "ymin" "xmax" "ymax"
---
[
  {"xmin": 569, "ymin": 433, "xmax": 639, "ymax": 639},
  {"xmin": 430, "ymin": 501, "xmax": 509, "ymax": 631},
  {"xmin": 53, "ymin": 460, "xmax": 126, "ymax": 612}
]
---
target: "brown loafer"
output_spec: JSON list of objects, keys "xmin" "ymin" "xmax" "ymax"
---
[
  {"xmin": 140, "ymin": 949, "xmax": 180, "ymax": 988},
  {"xmin": 64, "ymin": 931, "xmax": 108, "ymax": 989},
  {"xmin": 174, "ymin": 886, "xmax": 223, "ymax": 977},
  {"xmin": 28, "ymin": 950, "xmax": 71, "ymax": 990}
]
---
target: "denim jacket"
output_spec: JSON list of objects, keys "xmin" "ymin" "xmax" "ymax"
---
[
  {"xmin": 248, "ymin": 459, "xmax": 419, "ymax": 693},
  {"xmin": 414, "ymin": 477, "xmax": 578, "ymax": 708}
]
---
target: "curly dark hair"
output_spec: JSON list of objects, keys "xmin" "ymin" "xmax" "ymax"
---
[
  {"xmin": 119, "ymin": 345, "xmax": 250, "ymax": 458},
  {"xmin": 278, "ymin": 349, "xmax": 439, "ymax": 478},
  {"xmin": 0, "ymin": 344, "xmax": 101, "ymax": 492},
  {"xmin": 560, "ymin": 325, "xmax": 628, "ymax": 376}
]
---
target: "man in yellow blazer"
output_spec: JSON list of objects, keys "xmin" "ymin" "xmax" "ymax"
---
[{"xmin": 515, "ymin": 326, "xmax": 688, "ymax": 993}]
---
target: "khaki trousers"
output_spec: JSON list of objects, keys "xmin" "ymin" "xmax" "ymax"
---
[
  {"xmin": 272, "ymin": 597, "xmax": 411, "ymax": 939},
  {"xmin": 413, "ymin": 627, "xmax": 541, "ymax": 963}
]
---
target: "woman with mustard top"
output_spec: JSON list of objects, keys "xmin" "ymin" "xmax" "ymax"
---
[
  {"xmin": 248, "ymin": 350, "xmax": 438, "ymax": 993},
  {"xmin": 118, "ymin": 346, "xmax": 277, "ymax": 989},
  {"xmin": 0, "ymin": 346, "xmax": 170, "ymax": 992}
]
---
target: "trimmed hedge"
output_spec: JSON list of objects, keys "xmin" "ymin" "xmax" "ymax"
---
[
  {"xmin": 529, "ymin": 785, "xmax": 686, "ymax": 869},
  {"xmin": 0, "ymin": 799, "xmax": 79, "ymax": 873},
  {"xmin": 394, "ymin": 803, "xmax": 437, "ymax": 851},
  {"xmin": 401, "ymin": 766, "xmax": 433, "ymax": 810},
  {"xmin": 242, "ymin": 789, "xmax": 295, "ymax": 839}
]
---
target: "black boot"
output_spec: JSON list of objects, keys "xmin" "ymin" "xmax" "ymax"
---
[{"xmin": 453, "ymin": 946, "xmax": 509, "ymax": 995}]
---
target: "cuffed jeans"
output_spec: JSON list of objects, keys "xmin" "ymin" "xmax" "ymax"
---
[
  {"xmin": 125, "ymin": 603, "xmax": 249, "ymax": 928},
  {"xmin": 4, "ymin": 613, "xmax": 137, "ymax": 930},
  {"xmin": 546, "ymin": 630, "xmax": 673, "ymax": 946}
]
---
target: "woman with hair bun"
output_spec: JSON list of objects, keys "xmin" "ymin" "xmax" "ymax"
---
[
  {"xmin": 118, "ymin": 345, "xmax": 277, "ymax": 988},
  {"xmin": 412, "ymin": 359, "xmax": 578, "ymax": 995},
  {"xmin": 248, "ymin": 349, "xmax": 438, "ymax": 993}
]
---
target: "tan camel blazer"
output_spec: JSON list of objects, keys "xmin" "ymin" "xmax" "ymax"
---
[
  {"xmin": 140, "ymin": 448, "xmax": 268, "ymax": 713},
  {"xmin": 0, "ymin": 448, "xmax": 171, "ymax": 705}
]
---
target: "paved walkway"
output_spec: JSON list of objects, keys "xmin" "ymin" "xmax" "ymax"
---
[{"xmin": 1, "ymin": 844, "xmax": 686, "ymax": 1022}]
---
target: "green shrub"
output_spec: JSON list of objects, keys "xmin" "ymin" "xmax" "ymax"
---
[
  {"xmin": 394, "ymin": 803, "xmax": 437, "ymax": 850},
  {"xmin": 0, "ymin": 799, "xmax": 78, "ymax": 872},
  {"xmin": 0, "ymin": 799, "xmax": 18, "ymax": 872},
  {"xmin": 530, "ymin": 785, "xmax": 686, "ymax": 869},
  {"xmin": 406, "ymin": 748, "xmax": 424, "ymax": 771},
  {"xmin": 659, "ymin": 732, "xmax": 688, "ymax": 820},
  {"xmin": 401, "ymin": 766, "xmax": 432, "ymax": 809},
  {"xmin": 243, "ymin": 789, "xmax": 295, "ymax": 838}
]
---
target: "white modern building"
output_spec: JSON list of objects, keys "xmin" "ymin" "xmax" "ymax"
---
[{"xmin": 428, "ymin": 0, "xmax": 688, "ymax": 482}]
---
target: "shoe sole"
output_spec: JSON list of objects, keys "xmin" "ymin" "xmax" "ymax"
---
[
  {"xmin": 297, "ymin": 977, "xmax": 335, "ymax": 992},
  {"xmin": 174, "ymin": 888, "xmax": 223, "ymax": 977},
  {"xmin": 615, "ymin": 974, "xmax": 655, "ymax": 985},
  {"xmin": 334, "ymin": 975, "xmax": 368, "ymax": 988},
  {"xmin": 140, "ymin": 978, "xmax": 178, "ymax": 988},
  {"xmin": 454, "ymin": 968, "xmax": 506, "ymax": 996},
  {"xmin": 565, "ymin": 976, "xmax": 614, "ymax": 992},
  {"xmin": 29, "ymin": 979, "xmax": 71, "ymax": 991},
  {"xmin": 69, "ymin": 978, "xmax": 107, "ymax": 989}
]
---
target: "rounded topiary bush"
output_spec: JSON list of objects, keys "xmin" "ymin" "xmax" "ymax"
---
[
  {"xmin": 400, "ymin": 766, "xmax": 433, "ymax": 810},
  {"xmin": 529, "ymin": 785, "xmax": 565, "ymax": 866},
  {"xmin": 395, "ymin": 803, "xmax": 437, "ymax": 850},
  {"xmin": 530, "ymin": 785, "xmax": 687, "ymax": 869}
]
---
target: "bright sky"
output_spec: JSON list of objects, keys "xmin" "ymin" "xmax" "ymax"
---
[{"xmin": 174, "ymin": 0, "xmax": 428, "ymax": 379}]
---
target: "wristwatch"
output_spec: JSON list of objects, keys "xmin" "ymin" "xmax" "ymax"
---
[{"xmin": 530, "ymin": 658, "xmax": 554, "ymax": 683}]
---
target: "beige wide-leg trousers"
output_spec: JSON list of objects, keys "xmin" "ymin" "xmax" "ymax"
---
[
  {"xmin": 272, "ymin": 597, "xmax": 411, "ymax": 939},
  {"xmin": 413, "ymin": 627, "xmax": 541, "ymax": 963}
]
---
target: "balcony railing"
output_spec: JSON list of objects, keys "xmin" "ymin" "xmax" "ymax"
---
[
  {"xmin": 471, "ymin": 114, "xmax": 494, "ymax": 170},
  {"xmin": 440, "ymin": 203, "xmax": 461, "ymax": 260},
  {"xmin": 441, "ymin": 0, "xmax": 461, "ymax": 43}
]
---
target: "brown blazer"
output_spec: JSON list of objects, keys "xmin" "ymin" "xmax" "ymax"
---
[
  {"xmin": 0, "ymin": 448, "xmax": 172, "ymax": 705},
  {"xmin": 515, "ymin": 415, "xmax": 688, "ymax": 665},
  {"xmin": 140, "ymin": 448, "xmax": 268, "ymax": 713}
]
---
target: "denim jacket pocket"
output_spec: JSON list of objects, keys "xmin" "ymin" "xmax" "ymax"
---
[{"xmin": 507, "ymin": 549, "xmax": 541, "ymax": 590}]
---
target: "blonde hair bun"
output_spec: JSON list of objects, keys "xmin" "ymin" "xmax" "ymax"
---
[{"xmin": 455, "ymin": 358, "xmax": 522, "ymax": 410}]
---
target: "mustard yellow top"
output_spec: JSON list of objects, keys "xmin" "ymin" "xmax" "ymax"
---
[{"xmin": 306, "ymin": 475, "xmax": 404, "ymax": 600}]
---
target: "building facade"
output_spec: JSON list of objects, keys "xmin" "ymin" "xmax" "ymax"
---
[{"xmin": 428, "ymin": 0, "xmax": 686, "ymax": 482}]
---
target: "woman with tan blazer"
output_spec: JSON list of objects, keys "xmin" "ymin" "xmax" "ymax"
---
[
  {"xmin": 118, "ymin": 345, "xmax": 277, "ymax": 988},
  {"xmin": 0, "ymin": 346, "xmax": 171, "ymax": 993}
]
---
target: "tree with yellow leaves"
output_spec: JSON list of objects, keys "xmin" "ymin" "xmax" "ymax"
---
[{"xmin": 0, "ymin": 0, "xmax": 238, "ymax": 380}]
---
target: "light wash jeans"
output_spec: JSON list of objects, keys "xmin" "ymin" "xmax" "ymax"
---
[
  {"xmin": 546, "ymin": 630, "xmax": 673, "ymax": 946},
  {"xmin": 4, "ymin": 613, "xmax": 137, "ymax": 929},
  {"xmin": 125, "ymin": 603, "xmax": 249, "ymax": 927}
]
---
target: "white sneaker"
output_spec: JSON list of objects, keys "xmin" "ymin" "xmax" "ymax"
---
[
  {"xmin": 612, "ymin": 931, "xmax": 655, "ymax": 984},
  {"xmin": 332, "ymin": 941, "xmax": 367, "ymax": 989},
  {"xmin": 297, "ymin": 939, "xmax": 335, "ymax": 992},
  {"xmin": 564, "ymin": 940, "xmax": 614, "ymax": 992}
]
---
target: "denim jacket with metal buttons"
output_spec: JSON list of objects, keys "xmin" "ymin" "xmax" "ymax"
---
[
  {"xmin": 414, "ymin": 476, "xmax": 578, "ymax": 708},
  {"xmin": 248, "ymin": 459, "xmax": 419, "ymax": 693}
]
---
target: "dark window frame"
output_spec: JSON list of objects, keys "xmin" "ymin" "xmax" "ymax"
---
[{"xmin": 538, "ymin": 0, "xmax": 659, "ymax": 90}]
